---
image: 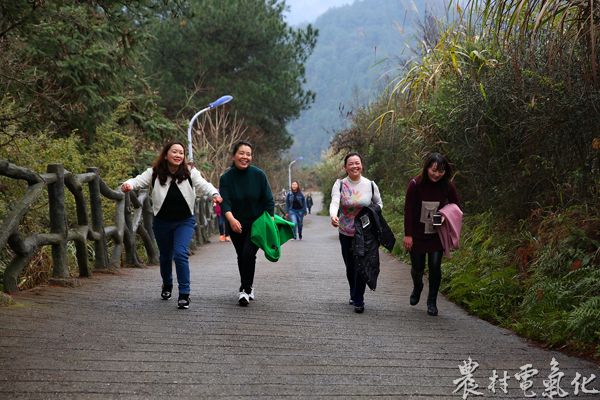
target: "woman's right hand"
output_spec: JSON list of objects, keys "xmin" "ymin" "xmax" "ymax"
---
[
  {"xmin": 228, "ymin": 217, "xmax": 242, "ymax": 234},
  {"xmin": 330, "ymin": 216, "xmax": 339, "ymax": 227},
  {"xmin": 121, "ymin": 183, "xmax": 132, "ymax": 193},
  {"xmin": 403, "ymin": 236, "xmax": 413, "ymax": 251}
]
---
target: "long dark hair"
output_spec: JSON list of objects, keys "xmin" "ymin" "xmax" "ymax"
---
[
  {"xmin": 419, "ymin": 152, "xmax": 452, "ymax": 187},
  {"xmin": 291, "ymin": 180, "xmax": 301, "ymax": 193},
  {"xmin": 152, "ymin": 141, "xmax": 190, "ymax": 186}
]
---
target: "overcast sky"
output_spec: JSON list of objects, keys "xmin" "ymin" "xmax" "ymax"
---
[{"xmin": 284, "ymin": 0, "xmax": 356, "ymax": 26}]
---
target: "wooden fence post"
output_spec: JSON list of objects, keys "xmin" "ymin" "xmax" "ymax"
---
[
  {"xmin": 46, "ymin": 164, "xmax": 70, "ymax": 280},
  {"xmin": 87, "ymin": 167, "xmax": 109, "ymax": 270}
]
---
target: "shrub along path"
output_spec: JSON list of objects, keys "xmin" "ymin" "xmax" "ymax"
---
[{"xmin": 0, "ymin": 194, "xmax": 598, "ymax": 399}]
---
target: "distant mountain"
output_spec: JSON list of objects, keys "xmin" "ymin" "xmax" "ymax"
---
[
  {"xmin": 287, "ymin": 0, "xmax": 448, "ymax": 163},
  {"xmin": 284, "ymin": 0, "xmax": 355, "ymax": 26}
]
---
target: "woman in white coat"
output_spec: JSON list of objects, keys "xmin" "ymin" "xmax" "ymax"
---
[{"xmin": 121, "ymin": 141, "xmax": 221, "ymax": 309}]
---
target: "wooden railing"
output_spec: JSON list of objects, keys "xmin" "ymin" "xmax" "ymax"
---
[{"xmin": 0, "ymin": 160, "xmax": 216, "ymax": 293}]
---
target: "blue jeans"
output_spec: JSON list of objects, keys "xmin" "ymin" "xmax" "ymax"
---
[
  {"xmin": 339, "ymin": 233, "xmax": 367, "ymax": 307},
  {"xmin": 152, "ymin": 215, "xmax": 196, "ymax": 295},
  {"xmin": 217, "ymin": 214, "xmax": 226, "ymax": 235},
  {"xmin": 288, "ymin": 209, "xmax": 305, "ymax": 239}
]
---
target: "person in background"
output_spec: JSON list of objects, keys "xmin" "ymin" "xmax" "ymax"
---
[
  {"xmin": 121, "ymin": 141, "xmax": 222, "ymax": 310},
  {"xmin": 214, "ymin": 200, "xmax": 230, "ymax": 242},
  {"xmin": 403, "ymin": 152, "xmax": 460, "ymax": 316},
  {"xmin": 219, "ymin": 141, "xmax": 275, "ymax": 306},
  {"xmin": 306, "ymin": 193, "xmax": 314, "ymax": 214},
  {"xmin": 329, "ymin": 152, "xmax": 382, "ymax": 313},
  {"xmin": 286, "ymin": 181, "xmax": 307, "ymax": 240}
]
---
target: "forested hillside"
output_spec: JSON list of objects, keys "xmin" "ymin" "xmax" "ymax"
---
[
  {"xmin": 0, "ymin": 0, "xmax": 315, "ymax": 181},
  {"xmin": 0, "ymin": 0, "xmax": 316, "ymax": 289},
  {"xmin": 316, "ymin": 0, "xmax": 600, "ymax": 358},
  {"xmin": 288, "ymin": 0, "xmax": 447, "ymax": 162}
]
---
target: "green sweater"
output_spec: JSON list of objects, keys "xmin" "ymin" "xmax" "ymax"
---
[{"xmin": 219, "ymin": 165, "xmax": 275, "ymax": 225}]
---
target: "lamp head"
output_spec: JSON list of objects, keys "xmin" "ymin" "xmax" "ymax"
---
[{"xmin": 209, "ymin": 95, "xmax": 233, "ymax": 109}]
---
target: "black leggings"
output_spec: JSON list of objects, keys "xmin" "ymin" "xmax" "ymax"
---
[
  {"xmin": 410, "ymin": 250, "xmax": 443, "ymax": 304},
  {"xmin": 228, "ymin": 223, "xmax": 259, "ymax": 294}
]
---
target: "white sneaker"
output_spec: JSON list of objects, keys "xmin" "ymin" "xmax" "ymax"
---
[
  {"xmin": 249, "ymin": 287, "xmax": 255, "ymax": 301},
  {"xmin": 238, "ymin": 291, "xmax": 249, "ymax": 306}
]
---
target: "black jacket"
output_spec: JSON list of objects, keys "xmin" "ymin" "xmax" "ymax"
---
[{"xmin": 352, "ymin": 203, "xmax": 396, "ymax": 291}]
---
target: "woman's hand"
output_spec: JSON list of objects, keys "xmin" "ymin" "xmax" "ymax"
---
[
  {"xmin": 213, "ymin": 194, "xmax": 223, "ymax": 204},
  {"xmin": 121, "ymin": 183, "xmax": 132, "ymax": 193},
  {"xmin": 228, "ymin": 217, "xmax": 242, "ymax": 234},
  {"xmin": 331, "ymin": 216, "xmax": 339, "ymax": 227},
  {"xmin": 403, "ymin": 235, "xmax": 413, "ymax": 251}
]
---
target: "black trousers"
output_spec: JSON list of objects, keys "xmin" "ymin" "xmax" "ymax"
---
[
  {"xmin": 410, "ymin": 250, "xmax": 443, "ymax": 304},
  {"xmin": 228, "ymin": 223, "xmax": 259, "ymax": 294},
  {"xmin": 339, "ymin": 233, "xmax": 367, "ymax": 306}
]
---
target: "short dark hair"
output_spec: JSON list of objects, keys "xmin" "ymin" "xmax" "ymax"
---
[
  {"xmin": 231, "ymin": 140, "xmax": 253, "ymax": 155},
  {"xmin": 344, "ymin": 152, "xmax": 363, "ymax": 166}
]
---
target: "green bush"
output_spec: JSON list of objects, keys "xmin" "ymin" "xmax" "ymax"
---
[
  {"xmin": 441, "ymin": 212, "xmax": 523, "ymax": 325},
  {"xmin": 440, "ymin": 208, "xmax": 600, "ymax": 356}
]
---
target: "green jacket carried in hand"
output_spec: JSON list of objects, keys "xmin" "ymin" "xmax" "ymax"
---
[{"xmin": 250, "ymin": 211, "xmax": 295, "ymax": 262}]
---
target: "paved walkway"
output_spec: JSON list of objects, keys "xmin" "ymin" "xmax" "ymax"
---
[{"xmin": 0, "ymin": 194, "xmax": 598, "ymax": 399}]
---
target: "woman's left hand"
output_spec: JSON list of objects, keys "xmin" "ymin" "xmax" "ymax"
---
[
  {"xmin": 228, "ymin": 217, "xmax": 242, "ymax": 234},
  {"xmin": 213, "ymin": 194, "xmax": 223, "ymax": 204}
]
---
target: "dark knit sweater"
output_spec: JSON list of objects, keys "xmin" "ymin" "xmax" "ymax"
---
[
  {"xmin": 404, "ymin": 176, "xmax": 460, "ymax": 253},
  {"xmin": 219, "ymin": 165, "xmax": 274, "ymax": 225}
]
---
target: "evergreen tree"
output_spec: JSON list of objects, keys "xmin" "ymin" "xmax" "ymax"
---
[
  {"xmin": 0, "ymin": 0, "xmax": 178, "ymax": 146},
  {"xmin": 145, "ymin": 0, "xmax": 317, "ymax": 152}
]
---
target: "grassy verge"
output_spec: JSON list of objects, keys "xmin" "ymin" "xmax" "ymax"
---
[{"xmin": 441, "ymin": 208, "xmax": 600, "ymax": 359}]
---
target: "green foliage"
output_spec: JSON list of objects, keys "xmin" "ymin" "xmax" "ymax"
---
[
  {"xmin": 379, "ymin": 193, "xmax": 406, "ymax": 257},
  {"xmin": 313, "ymin": 150, "xmax": 344, "ymax": 214},
  {"xmin": 145, "ymin": 0, "xmax": 317, "ymax": 153},
  {"xmin": 438, "ymin": 208, "xmax": 600, "ymax": 354},
  {"xmin": 441, "ymin": 212, "xmax": 523, "ymax": 324},
  {"xmin": 512, "ymin": 207, "xmax": 600, "ymax": 350},
  {"xmin": 0, "ymin": 0, "xmax": 177, "ymax": 148}
]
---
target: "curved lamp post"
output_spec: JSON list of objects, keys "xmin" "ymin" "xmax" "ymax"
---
[
  {"xmin": 186, "ymin": 95, "xmax": 233, "ymax": 163},
  {"xmin": 288, "ymin": 156, "xmax": 303, "ymax": 190}
]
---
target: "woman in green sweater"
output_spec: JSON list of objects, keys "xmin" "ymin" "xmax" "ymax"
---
[{"xmin": 219, "ymin": 141, "xmax": 275, "ymax": 306}]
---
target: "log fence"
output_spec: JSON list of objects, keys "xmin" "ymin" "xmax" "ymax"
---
[{"xmin": 0, "ymin": 160, "xmax": 216, "ymax": 293}]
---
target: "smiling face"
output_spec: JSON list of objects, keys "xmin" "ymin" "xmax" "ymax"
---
[
  {"xmin": 291, "ymin": 181, "xmax": 299, "ymax": 192},
  {"xmin": 165, "ymin": 143, "xmax": 185, "ymax": 169},
  {"xmin": 233, "ymin": 145, "xmax": 252, "ymax": 170},
  {"xmin": 344, "ymin": 155, "xmax": 363, "ymax": 180},
  {"xmin": 427, "ymin": 162, "xmax": 446, "ymax": 182}
]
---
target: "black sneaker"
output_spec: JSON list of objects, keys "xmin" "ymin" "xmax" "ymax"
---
[
  {"xmin": 354, "ymin": 305, "xmax": 365, "ymax": 313},
  {"xmin": 238, "ymin": 291, "xmax": 250, "ymax": 306},
  {"xmin": 178, "ymin": 294, "xmax": 190, "ymax": 309},
  {"xmin": 161, "ymin": 284, "xmax": 173, "ymax": 300}
]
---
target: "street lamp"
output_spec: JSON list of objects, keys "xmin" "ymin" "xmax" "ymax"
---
[
  {"xmin": 186, "ymin": 95, "xmax": 233, "ymax": 163},
  {"xmin": 288, "ymin": 157, "xmax": 303, "ymax": 190}
]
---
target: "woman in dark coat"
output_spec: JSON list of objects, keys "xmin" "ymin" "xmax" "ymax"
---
[{"xmin": 403, "ymin": 153, "xmax": 460, "ymax": 316}]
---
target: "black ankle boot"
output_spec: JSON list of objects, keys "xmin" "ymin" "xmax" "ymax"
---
[
  {"xmin": 410, "ymin": 266, "xmax": 424, "ymax": 306},
  {"xmin": 409, "ymin": 283, "xmax": 423, "ymax": 306},
  {"xmin": 427, "ymin": 300, "xmax": 438, "ymax": 316}
]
